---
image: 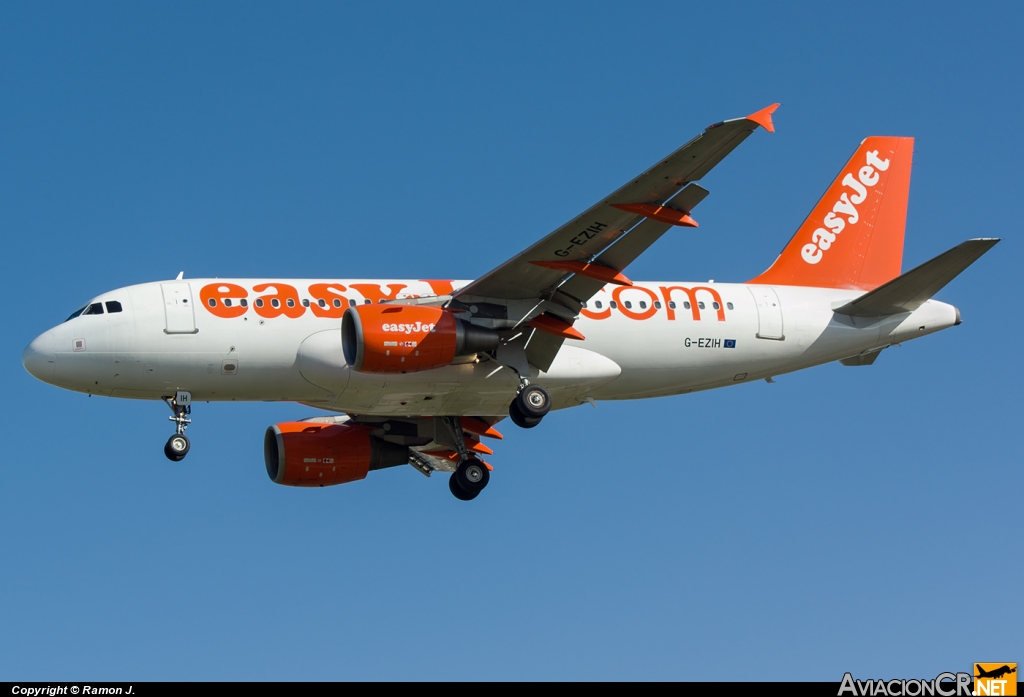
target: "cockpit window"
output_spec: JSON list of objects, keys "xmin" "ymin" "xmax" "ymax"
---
[
  {"xmin": 81, "ymin": 303, "xmax": 104, "ymax": 316},
  {"xmin": 65, "ymin": 305, "xmax": 87, "ymax": 322},
  {"xmin": 105, "ymin": 301, "xmax": 123, "ymax": 313}
]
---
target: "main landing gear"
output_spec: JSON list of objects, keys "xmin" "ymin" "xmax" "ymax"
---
[
  {"xmin": 163, "ymin": 390, "xmax": 192, "ymax": 462},
  {"xmin": 444, "ymin": 381, "xmax": 552, "ymax": 500},
  {"xmin": 439, "ymin": 415, "xmax": 492, "ymax": 502},
  {"xmin": 449, "ymin": 458, "xmax": 490, "ymax": 501},
  {"xmin": 508, "ymin": 381, "xmax": 551, "ymax": 429}
]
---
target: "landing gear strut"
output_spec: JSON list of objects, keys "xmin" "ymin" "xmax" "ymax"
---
[
  {"xmin": 439, "ymin": 415, "xmax": 492, "ymax": 501},
  {"xmin": 163, "ymin": 390, "xmax": 192, "ymax": 462},
  {"xmin": 509, "ymin": 381, "xmax": 551, "ymax": 429}
]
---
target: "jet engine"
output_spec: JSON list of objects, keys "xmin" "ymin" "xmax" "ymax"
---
[
  {"xmin": 264, "ymin": 421, "xmax": 409, "ymax": 486},
  {"xmin": 342, "ymin": 304, "xmax": 499, "ymax": 374}
]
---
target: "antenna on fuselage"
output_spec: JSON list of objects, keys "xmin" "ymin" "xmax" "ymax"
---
[{"xmin": 175, "ymin": 271, "xmax": 184, "ymax": 280}]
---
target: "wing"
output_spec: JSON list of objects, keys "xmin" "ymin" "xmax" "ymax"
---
[{"xmin": 451, "ymin": 103, "xmax": 779, "ymax": 370}]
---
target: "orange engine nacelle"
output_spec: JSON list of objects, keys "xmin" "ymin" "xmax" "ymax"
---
[
  {"xmin": 264, "ymin": 422, "xmax": 409, "ymax": 487},
  {"xmin": 342, "ymin": 304, "xmax": 499, "ymax": 374}
]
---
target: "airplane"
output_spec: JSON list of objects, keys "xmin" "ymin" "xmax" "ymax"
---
[
  {"xmin": 976, "ymin": 665, "xmax": 1017, "ymax": 680},
  {"xmin": 22, "ymin": 104, "xmax": 999, "ymax": 501}
]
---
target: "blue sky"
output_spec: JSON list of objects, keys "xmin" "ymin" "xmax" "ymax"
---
[{"xmin": 1, "ymin": 1, "xmax": 1020, "ymax": 680}]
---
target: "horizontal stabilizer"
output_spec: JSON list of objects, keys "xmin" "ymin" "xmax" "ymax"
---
[{"xmin": 833, "ymin": 238, "xmax": 999, "ymax": 317}]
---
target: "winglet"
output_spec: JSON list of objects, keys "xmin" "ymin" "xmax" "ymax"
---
[{"xmin": 746, "ymin": 103, "xmax": 779, "ymax": 133}]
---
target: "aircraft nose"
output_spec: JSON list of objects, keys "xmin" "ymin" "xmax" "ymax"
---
[{"xmin": 22, "ymin": 330, "xmax": 56, "ymax": 383}]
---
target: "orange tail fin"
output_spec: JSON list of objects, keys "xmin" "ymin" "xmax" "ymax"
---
[{"xmin": 749, "ymin": 136, "xmax": 914, "ymax": 290}]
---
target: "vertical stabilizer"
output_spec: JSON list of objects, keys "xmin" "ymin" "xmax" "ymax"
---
[{"xmin": 749, "ymin": 136, "xmax": 914, "ymax": 290}]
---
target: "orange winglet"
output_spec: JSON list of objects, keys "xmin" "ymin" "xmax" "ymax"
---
[
  {"xmin": 530, "ymin": 260, "xmax": 633, "ymax": 286},
  {"xmin": 745, "ymin": 103, "xmax": 780, "ymax": 133},
  {"xmin": 462, "ymin": 416, "xmax": 504, "ymax": 440},
  {"xmin": 526, "ymin": 313, "xmax": 585, "ymax": 341},
  {"xmin": 611, "ymin": 203, "xmax": 698, "ymax": 228}
]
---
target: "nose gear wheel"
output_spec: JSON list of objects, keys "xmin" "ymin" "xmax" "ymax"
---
[
  {"xmin": 163, "ymin": 392, "xmax": 193, "ymax": 461},
  {"xmin": 164, "ymin": 434, "xmax": 190, "ymax": 462}
]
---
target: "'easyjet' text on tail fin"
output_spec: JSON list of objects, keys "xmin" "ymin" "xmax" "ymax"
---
[{"xmin": 749, "ymin": 136, "xmax": 914, "ymax": 290}]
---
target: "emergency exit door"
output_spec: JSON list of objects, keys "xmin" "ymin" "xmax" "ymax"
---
[
  {"xmin": 747, "ymin": 286, "xmax": 784, "ymax": 340},
  {"xmin": 161, "ymin": 282, "xmax": 197, "ymax": 334}
]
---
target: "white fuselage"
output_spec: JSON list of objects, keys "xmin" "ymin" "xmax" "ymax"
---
[{"xmin": 22, "ymin": 278, "xmax": 959, "ymax": 416}]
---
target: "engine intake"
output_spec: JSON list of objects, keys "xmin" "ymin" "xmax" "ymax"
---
[
  {"xmin": 264, "ymin": 422, "xmax": 409, "ymax": 487},
  {"xmin": 342, "ymin": 304, "xmax": 499, "ymax": 374}
]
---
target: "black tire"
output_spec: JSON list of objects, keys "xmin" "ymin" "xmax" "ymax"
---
[
  {"xmin": 454, "ymin": 457, "xmax": 490, "ymax": 493},
  {"xmin": 509, "ymin": 399, "xmax": 542, "ymax": 429},
  {"xmin": 165, "ymin": 434, "xmax": 190, "ymax": 461},
  {"xmin": 516, "ymin": 384, "xmax": 551, "ymax": 418},
  {"xmin": 449, "ymin": 473, "xmax": 479, "ymax": 501}
]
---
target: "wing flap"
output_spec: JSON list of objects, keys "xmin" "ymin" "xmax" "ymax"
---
[
  {"xmin": 558, "ymin": 183, "xmax": 710, "ymax": 304},
  {"xmin": 525, "ymin": 328, "xmax": 566, "ymax": 373}
]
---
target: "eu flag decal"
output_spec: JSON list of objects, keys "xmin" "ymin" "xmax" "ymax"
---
[{"xmin": 724, "ymin": 339, "xmax": 737, "ymax": 349}]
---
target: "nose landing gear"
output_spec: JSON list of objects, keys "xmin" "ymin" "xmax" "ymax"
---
[
  {"xmin": 165, "ymin": 433, "xmax": 190, "ymax": 461},
  {"xmin": 163, "ymin": 390, "xmax": 192, "ymax": 462}
]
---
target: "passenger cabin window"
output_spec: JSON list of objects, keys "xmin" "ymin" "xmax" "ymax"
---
[
  {"xmin": 654, "ymin": 302, "xmax": 662, "ymax": 309},
  {"xmin": 594, "ymin": 301, "xmax": 603, "ymax": 309},
  {"xmin": 668, "ymin": 302, "xmax": 676, "ymax": 310},
  {"xmin": 610, "ymin": 301, "xmax": 618, "ymax": 309},
  {"xmin": 639, "ymin": 301, "xmax": 647, "ymax": 309},
  {"xmin": 240, "ymin": 299, "xmax": 248, "ymax": 307},
  {"xmin": 319, "ymin": 299, "xmax": 327, "ymax": 308},
  {"xmin": 223, "ymin": 299, "xmax": 232, "ymax": 307},
  {"xmin": 208, "ymin": 298, "xmax": 217, "ymax": 307},
  {"xmin": 271, "ymin": 299, "xmax": 280, "ymax": 308},
  {"xmin": 698, "ymin": 302, "xmax": 705, "ymax": 309},
  {"xmin": 349, "ymin": 299, "xmax": 357, "ymax": 307},
  {"xmin": 105, "ymin": 301, "xmax": 122, "ymax": 313},
  {"xmin": 255, "ymin": 299, "xmax": 264, "ymax": 308},
  {"xmin": 286, "ymin": 299, "xmax": 295, "ymax": 308},
  {"xmin": 727, "ymin": 302, "xmax": 734, "ymax": 310},
  {"xmin": 301, "ymin": 299, "xmax": 310, "ymax": 307},
  {"xmin": 82, "ymin": 303, "xmax": 104, "ymax": 316},
  {"xmin": 712, "ymin": 302, "xmax": 720, "ymax": 310},
  {"xmin": 624, "ymin": 301, "xmax": 632, "ymax": 309},
  {"xmin": 683, "ymin": 302, "xmax": 691, "ymax": 310}
]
